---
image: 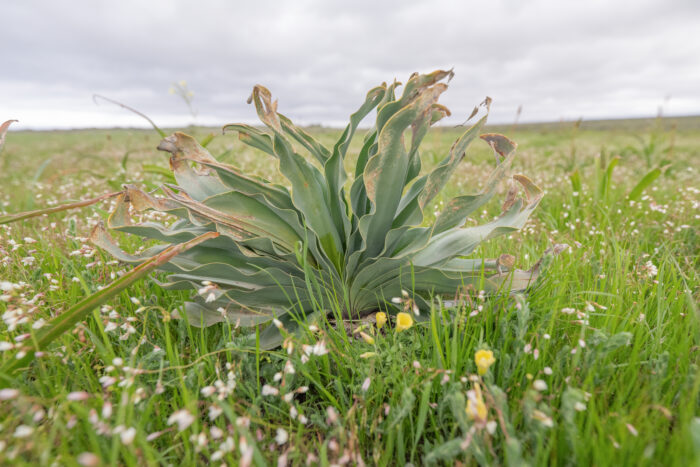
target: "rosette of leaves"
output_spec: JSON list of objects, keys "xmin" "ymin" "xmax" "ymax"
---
[{"xmin": 91, "ymin": 70, "xmax": 546, "ymax": 349}]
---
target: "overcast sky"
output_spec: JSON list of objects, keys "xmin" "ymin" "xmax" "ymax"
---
[{"xmin": 1, "ymin": 0, "xmax": 699, "ymax": 129}]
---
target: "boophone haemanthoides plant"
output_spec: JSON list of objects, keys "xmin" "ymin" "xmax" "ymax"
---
[{"xmin": 89, "ymin": 70, "xmax": 546, "ymax": 348}]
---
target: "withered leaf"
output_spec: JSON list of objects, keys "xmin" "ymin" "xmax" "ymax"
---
[{"xmin": 0, "ymin": 119, "xmax": 18, "ymax": 154}]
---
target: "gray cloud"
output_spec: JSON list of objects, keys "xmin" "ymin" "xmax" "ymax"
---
[{"xmin": 1, "ymin": 0, "xmax": 699, "ymax": 129}]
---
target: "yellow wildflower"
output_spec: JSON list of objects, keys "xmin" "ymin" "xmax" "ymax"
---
[
  {"xmin": 395, "ymin": 312, "xmax": 413, "ymax": 332},
  {"xmin": 359, "ymin": 352, "xmax": 377, "ymax": 359},
  {"xmin": 475, "ymin": 349, "xmax": 496, "ymax": 376},
  {"xmin": 375, "ymin": 312, "xmax": 387, "ymax": 330},
  {"xmin": 466, "ymin": 385, "xmax": 487, "ymax": 422},
  {"xmin": 466, "ymin": 398, "xmax": 487, "ymax": 422}
]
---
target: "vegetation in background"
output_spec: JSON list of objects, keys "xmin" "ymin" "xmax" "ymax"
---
[{"xmin": 0, "ymin": 105, "xmax": 697, "ymax": 464}]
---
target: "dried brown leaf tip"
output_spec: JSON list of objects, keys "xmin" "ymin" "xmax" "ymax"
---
[
  {"xmin": 429, "ymin": 105, "xmax": 451, "ymax": 125},
  {"xmin": 501, "ymin": 178, "xmax": 520, "ymax": 212},
  {"xmin": 497, "ymin": 254, "xmax": 516, "ymax": 271},
  {"xmin": 0, "ymin": 119, "xmax": 17, "ymax": 134},
  {"xmin": 248, "ymin": 85, "xmax": 281, "ymax": 131},
  {"xmin": 157, "ymin": 132, "xmax": 217, "ymax": 164},
  {"xmin": 512, "ymin": 174, "xmax": 544, "ymax": 205},
  {"xmin": 500, "ymin": 174, "xmax": 543, "ymax": 214},
  {"xmin": 0, "ymin": 119, "xmax": 18, "ymax": 153},
  {"xmin": 464, "ymin": 96, "xmax": 491, "ymax": 124},
  {"xmin": 480, "ymin": 133, "xmax": 517, "ymax": 163}
]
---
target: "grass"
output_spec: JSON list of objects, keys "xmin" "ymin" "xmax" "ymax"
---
[{"xmin": 0, "ymin": 116, "xmax": 698, "ymax": 465}]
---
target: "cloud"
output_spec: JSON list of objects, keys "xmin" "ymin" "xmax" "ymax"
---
[{"xmin": 1, "ymin": 0, "xmax": 698, "ymax": 129}]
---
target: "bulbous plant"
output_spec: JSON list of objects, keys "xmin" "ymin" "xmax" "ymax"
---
[{"xmin": 90, "ymin": 70, "xmax": 547, "ymax": 349}]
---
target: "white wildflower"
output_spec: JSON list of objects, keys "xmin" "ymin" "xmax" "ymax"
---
[
  {"xmin": 0, "ymin": 388, "xmax": 20, "ymax": 400},
  {"xmin": 239, "ymin": 437, "xmax": 254, "ymax": 467},
  {"xmin": 642, "ymin": 261, "xmax": 658, "ymax": 278},
  {"xmin": 67, "ymin": 391, "xmax": 91, "ymax": 401},
  {"xmin": 486, "ymin": 420, "xmax": 498, "ymax": 434},
  {"xmin": 210, "ymin": 426, "xmax": 223, "ymax": 439},
  {"xmin": 326, "ymin": 406, "xmax": 339, "ymax": 424},
  {"xmin": 533, "ymin": 380, "xmax": 548, "ymax": 391},
  {"xmin": 303, "ymin": 341, "xmax": 328, "ymax": 357},
  {"xmin": 14, "ymin": 425, "xmax": 34, "ymax": 438},
  {"xmin": 361, "ymin": 377, "xmax": 371, "ymax": 392},
  {"xmin": 283, "ymin": 360, "xmax": 295, "ymax": 375},
  {"xmin": 99, "ymin": 376, "xmax": 117, "ymax": 388},
  {"xmin": 208, "ymin": 404, "xmax": 223, "ymax": 420},
  {"xmin": 102, "ymin": 401, "xmax": 113, "ymax": 419},
  {"xmin": 167, "ymin": 409, "xmax": 195, "ymax": 431},
  {"xmin": 120, "ymin": 427, "xmax": 136, "ymax": 445},
  {"xmin": 275, "ymin": 428, "xmax": 289, "ymax": 445},
  {"xmin": 77, "ymin": 452, "xmax": 100, "ymax": 467}
]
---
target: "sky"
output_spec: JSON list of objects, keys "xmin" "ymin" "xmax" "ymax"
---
[{"xmin": 1, "ymin": 0, "xmax": 699, "ymax": 130}]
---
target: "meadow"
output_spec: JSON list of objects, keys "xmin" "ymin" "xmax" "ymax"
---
[{"xmin": 0, "ymin": 115, "xmax": 698, "ymax": 465}]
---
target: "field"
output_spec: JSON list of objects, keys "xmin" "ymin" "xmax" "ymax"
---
[{"xmin": 0, "ymin": 115, "xmax": 698, "ymax": 465}]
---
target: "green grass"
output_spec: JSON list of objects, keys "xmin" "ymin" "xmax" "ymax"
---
[{"xmin": 0, "ymin": 116, "xmax": 698, "ymax": 465}]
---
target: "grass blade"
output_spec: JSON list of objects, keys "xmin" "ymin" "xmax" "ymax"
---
[
  {"xmin": 93, "ymin": 94, "xmax": 165, "ymax": 138},
  {"xmin": 627, "ymin": 167, "xmax": 662, "ymax": 201},
  {"xmin": 569, "ymin": 168, "xmax": 582, "ymax": 193},
  {"xmin": 597, "ymin": 155, "xmax": 619, "ymax": 201}
]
